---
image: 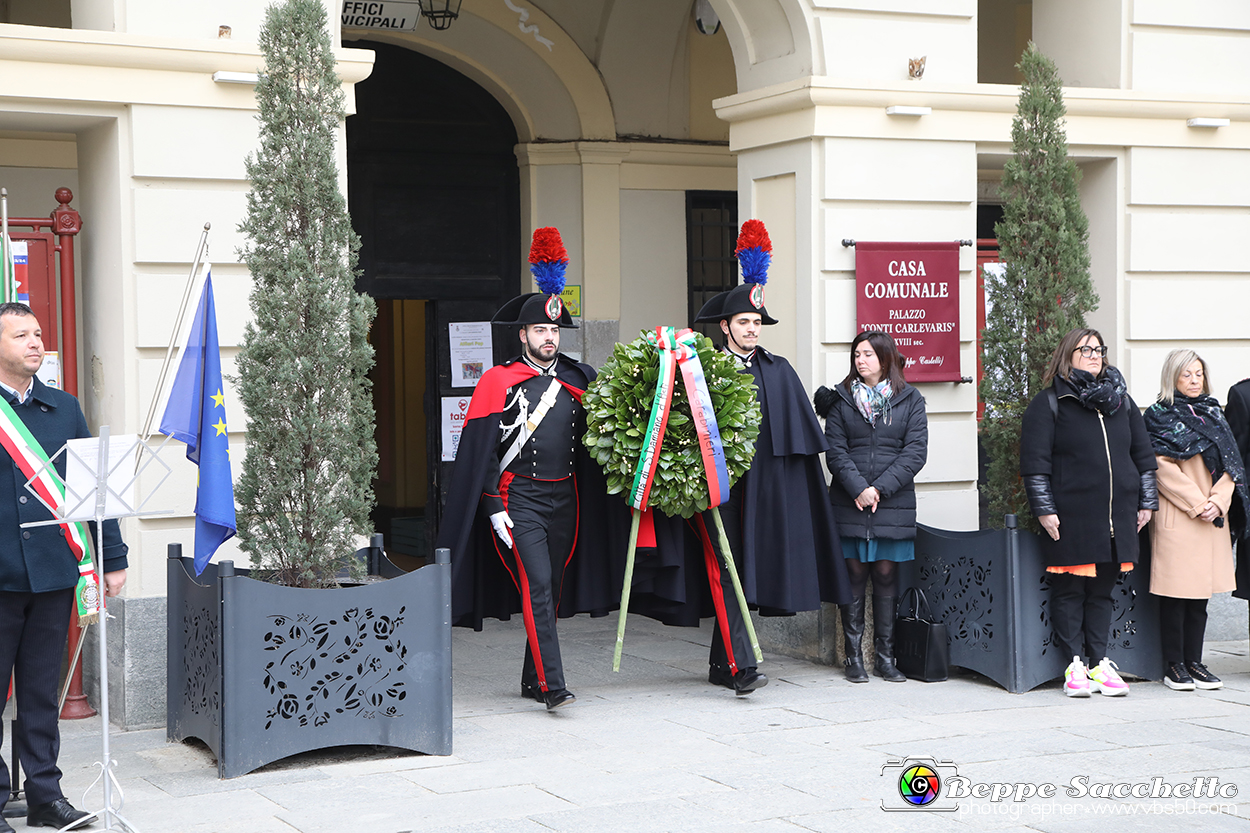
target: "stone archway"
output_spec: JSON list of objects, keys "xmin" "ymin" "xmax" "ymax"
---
[{"xmin": 706, "ymin": 0, "xmax": 817, "ymax": 91}]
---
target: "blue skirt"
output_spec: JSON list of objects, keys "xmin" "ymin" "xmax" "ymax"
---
[{"xmin": 840, "ymin": 537, "xmax": 915, "ymax": 564}]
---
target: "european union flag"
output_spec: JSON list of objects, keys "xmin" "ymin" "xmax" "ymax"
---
[{"xmin": 159, "ymin": 271, "xmax": 236, "ymax": 575}]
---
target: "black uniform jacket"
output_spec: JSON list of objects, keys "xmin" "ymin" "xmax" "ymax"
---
[
  {"xmin": 1020, "ymin": 377, "xmax": 1157, "ymax": 568},
  {"xmin": 437, "ymin": 353, "xmax": 627, "ymax": 629},
  {"xmin": 1222, "ymin": 378, "xmax": 1250, "ymax": 599}
]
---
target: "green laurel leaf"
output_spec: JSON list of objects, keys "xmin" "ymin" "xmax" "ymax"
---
[{"xmin": 582, "ymin": 330, "xmax": 761, "ymax": 518}]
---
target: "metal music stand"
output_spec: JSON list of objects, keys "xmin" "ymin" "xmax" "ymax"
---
[
  {"xmin": 2, "ymin": 701, "xmax": 24, "ymax": 822},
  {"xmin": 21, "ymin": 427, "xmax": 171, "ymax": 833}
]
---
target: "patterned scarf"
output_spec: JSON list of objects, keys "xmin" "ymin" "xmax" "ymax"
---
[
  {"xmin": 851, "ymin": 379, "xmax": 892, "ymax": 425},
  {"xmin": 1066, "ymin": 366, "xmax": 1127, "ymax": 416},
  {"xmin": 1144, "ymin": 391, "xmax": 1249, "ymax": 531}
]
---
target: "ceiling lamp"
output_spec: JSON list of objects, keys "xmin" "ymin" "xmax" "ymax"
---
[{"xmin": 419, "ymin": 0, "xmax": 464, "ymax": 31}]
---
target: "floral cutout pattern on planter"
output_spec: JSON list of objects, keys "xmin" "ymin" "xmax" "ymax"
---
[
  {"xmin": 182, "ymin": 604, "xmax": 220, "ymax": 723},
  {"xmin": 917, "ymin": 552, "xmax": 995, "ymax": 654},
  {"xmin": 262, "ymin": 605, "xmax": 408, "ymax": 730}
]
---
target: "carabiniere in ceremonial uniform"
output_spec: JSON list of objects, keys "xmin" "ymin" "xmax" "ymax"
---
[
  {"xmin": 482, "ymin": 289, "xmax": 585, "ymax": 710},
  {"xmin": 436, "ymin": 227, "xmax": 595, "ymax": 711}
]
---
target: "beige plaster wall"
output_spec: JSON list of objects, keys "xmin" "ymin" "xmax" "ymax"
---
[
  {"xmin": 1124, "ymin": 144, "xmax": 1250, "ymax": 402},
  {"xmin": 815, "ymin": 0, "xmax": 977, "ymax": 85},
  {"xmin": 0, "ymin": 166, "xmax": 78, "ymax": 216},
  {"xmin": 687, "ymin": 15, "xmax": 736, "ymax": 143},
  {"xmin": 619, "ymin": 190, "xmax": 687, "ymax": 340},
  {"xmin": 1130, "ymin": 0, "xmax": 1250, "ymax": 96},
  {"xmin": 1033, "ymin": 0, "xmax": 1124, "ymax": 89}
]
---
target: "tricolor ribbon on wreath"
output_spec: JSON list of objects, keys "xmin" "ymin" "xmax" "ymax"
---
[
  {"xmin": 627, "ymin": 327, "xmax": 731, "ymax": 511},
  {"xmin": 613, "ymin": 325, "xmax": 760, "ymax": 671},
  {"xmin": 0, "ymin": 396, "xmax": 101, "ymax": 625}
]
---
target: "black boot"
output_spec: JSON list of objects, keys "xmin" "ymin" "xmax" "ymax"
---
[
  {"xmin": 872, "ymin": 595, "xmax": 906, "ymax": 682},
  {"xmin": 840, "ymin": 595, "xmax": 868, "ymax": 683}
]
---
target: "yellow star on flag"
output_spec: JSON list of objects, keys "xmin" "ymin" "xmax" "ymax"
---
[
  {"xmin": 211, "ymin": 388, "xmax": 225, "ymax": 408},
  {"xmin": 213, "ymin": 417, "xmax": 228, "ymax": 437}
]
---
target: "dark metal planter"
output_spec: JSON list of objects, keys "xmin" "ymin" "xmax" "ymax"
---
[
  {"xmin": 900, "ymin": 517, "xmax": 1160, "ymax": 693},
  {"xmin": 166, "ymin": 544, "xmax": 452, "ymax": 778}
]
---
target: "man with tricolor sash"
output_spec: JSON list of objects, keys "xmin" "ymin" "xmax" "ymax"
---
[
  {"xmin": 691, "ymin": 221, "xmax": 851, "ymax": 694},
  {"xmin": 437, "ymin": 228, "xmax": 619, "ymax": 711},
  {"xmin": 0, "ymin": 302, "xmax": 127, "ymax": 831}
]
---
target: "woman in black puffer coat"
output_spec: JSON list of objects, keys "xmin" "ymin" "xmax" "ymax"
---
[
  {"xmin": 814, "ymin": 331, "xmax": 928, "ymax": 683},
  {"xmin": 1020, "ymin": 327, "xmax": 1157, "ymax": 698}
]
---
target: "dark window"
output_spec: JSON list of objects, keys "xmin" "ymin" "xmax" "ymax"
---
[{"xmin": 686, "ymin": 191, "xmax": 738, "ymax": 339}]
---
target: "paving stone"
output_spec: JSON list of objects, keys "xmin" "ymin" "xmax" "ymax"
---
[{"xmin": 40, "ymin": 615, "xmax": 1248, "ymax": 832}]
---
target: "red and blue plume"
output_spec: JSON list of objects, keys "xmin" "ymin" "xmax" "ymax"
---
[
  {"xmin": 734, "ymin": 219, "xmax": 772, "ymax": 285},
  {"xmin": 528, "ymin": 226, "xmax": 569, "ymax": 295}
]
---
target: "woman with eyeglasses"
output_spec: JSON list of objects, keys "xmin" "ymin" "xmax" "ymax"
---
[
  {"xmin": 1143, "ymin": 349, "xmax": 1244, "ymax": 691},
  {"xmin": 1020, "ymin": 328, "xmax": 1158, "ymax": 698}
]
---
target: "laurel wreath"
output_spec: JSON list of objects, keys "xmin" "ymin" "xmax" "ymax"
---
[{"xmin": 582, "ymin": 331, "xmax": 761, "ymax": 518}]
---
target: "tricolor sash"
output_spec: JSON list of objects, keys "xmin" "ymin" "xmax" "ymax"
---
[
  {"xmin": 627, "ymin": 327, "xmax": 731, "ymax": 511},
  {"xmin": 0, "ymin": 395, "xmax": 101, "ymax": 624}
]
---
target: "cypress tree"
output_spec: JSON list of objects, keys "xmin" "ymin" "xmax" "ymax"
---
[
  {"xmin": 980, "ymin": 42, "xmax": 1097, "ymax": 529},
  {"xmin": 235, "ymin": 0, "xmax": 377, "ymax": 586}
]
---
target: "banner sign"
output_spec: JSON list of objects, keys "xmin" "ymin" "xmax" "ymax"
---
[
  {"xmin": 341, "ymin": 1, "xmax": 421, "ymax": 31},
  {"xmin": 855, "ymin": 241, "xmax": 961, "ymax": 383}
]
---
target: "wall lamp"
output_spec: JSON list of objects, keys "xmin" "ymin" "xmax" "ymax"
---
[
  {"xmin": 213, "ymin": 71, "xmax": 260, "ymax": 85},
  {"xmin": 886, "ymin": 105, "xmax": 931, "ymax": 117}
]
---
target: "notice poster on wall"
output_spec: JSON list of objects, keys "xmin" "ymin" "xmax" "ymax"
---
[
  {"xmin": 855, "ymin": 241, "xmax": 961, "ymax": 383},
  {"xmin": 441, "ymin": 395, "xmax": 472, "ymax": 461},
  {"xmin": 449, "ymin": 321, "xmax": 493, "ymax": 388},
  {"xmin": 10, "ymin": 239, "xmax": 29, "ymax": 303},
  {"xmin": 36, "ymin": 351, "xmax": 61, "ymax": 390}
]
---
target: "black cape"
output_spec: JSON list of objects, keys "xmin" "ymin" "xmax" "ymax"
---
[
  {"xmin": 436, "ymin": 354, "xmax": 626, "ymax": 629},
  {"xmin": 736, "ymin": 348, "xmax": 851, "ymax": 613},
  {"xmin": 1222, "ymin": 378, "xmax": 1250, "ymax": 600}
]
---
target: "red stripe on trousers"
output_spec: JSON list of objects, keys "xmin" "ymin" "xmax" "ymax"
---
[
  {"xmin": 494, "ymin": 472, "xmax": 549, "ymax": 690},
  {"xmin": 693, "ymin": 515, "xmax": 739, "ymax": 674}
]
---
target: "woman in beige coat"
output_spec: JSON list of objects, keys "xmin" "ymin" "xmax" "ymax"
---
[{"xmin": 1144, "ymin": 349, "xmax": 1245, "ymax": 692}]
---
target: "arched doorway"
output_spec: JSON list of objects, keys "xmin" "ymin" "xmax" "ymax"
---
[{"xmin": 347, "ymin": 42, "xmax": 521, "ymax": 564}]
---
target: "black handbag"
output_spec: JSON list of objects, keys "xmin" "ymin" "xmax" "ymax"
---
[{"xmin": 895, "ymin": 587, "xmax": 949, "ymax": 682}]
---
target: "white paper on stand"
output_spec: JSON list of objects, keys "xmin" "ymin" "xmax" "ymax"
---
[{"xmin": 63, "ymin": 434, "xmax": 140, "ymax": 521}]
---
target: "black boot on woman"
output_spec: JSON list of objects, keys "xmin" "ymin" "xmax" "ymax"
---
[
  {"xmin": 840, "ymin": 595, "xmax": 869, "ymax": 683},
  {"xmin": 872, "ymin": 595, "xmax": 906, "ymax": 682}
]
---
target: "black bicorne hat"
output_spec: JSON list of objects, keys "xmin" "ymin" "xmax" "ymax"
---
[
  {"xmin": 491, "ymin": 226, "xmax": 579, "ymax": 329},
  {"xmin": 694, "ymin": 282, "xmax": 777, "ymax": 325},
  {"xmin": 491, "ymin": 292, "xmax": 578, "ymax": 328}
]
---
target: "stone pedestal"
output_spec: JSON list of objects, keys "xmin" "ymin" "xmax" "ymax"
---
[{"xmin": 82, "ymin": 595, "xmax": 168, "ymax": 730}]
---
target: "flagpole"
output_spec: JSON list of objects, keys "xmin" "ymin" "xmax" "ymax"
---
[
  {"xmin": 139, "ymin": 223, "xmax": 211, "ymax": 443},
  {"xmin": 2, "ymin": 189, "xmax": 9, "ymax": 296}
]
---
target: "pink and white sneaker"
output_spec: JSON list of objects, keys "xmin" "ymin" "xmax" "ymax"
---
[
  {"xmin": 1088, "ymin": 657, "xmax": 1129, "ymax": 696},
  {"xmin": 1064, "ymin": 656, "xmax": 1091, "ymax": 698}
]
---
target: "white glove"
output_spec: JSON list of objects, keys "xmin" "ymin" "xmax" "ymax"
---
[{"xmin": 490, "ymin": 511, "xmax": 514, "ymax": 549}]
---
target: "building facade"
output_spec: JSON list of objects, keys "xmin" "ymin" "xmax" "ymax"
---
[{"xmin": 2, "ymin": 0, "xmax": 1247, "ymax": 723}]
